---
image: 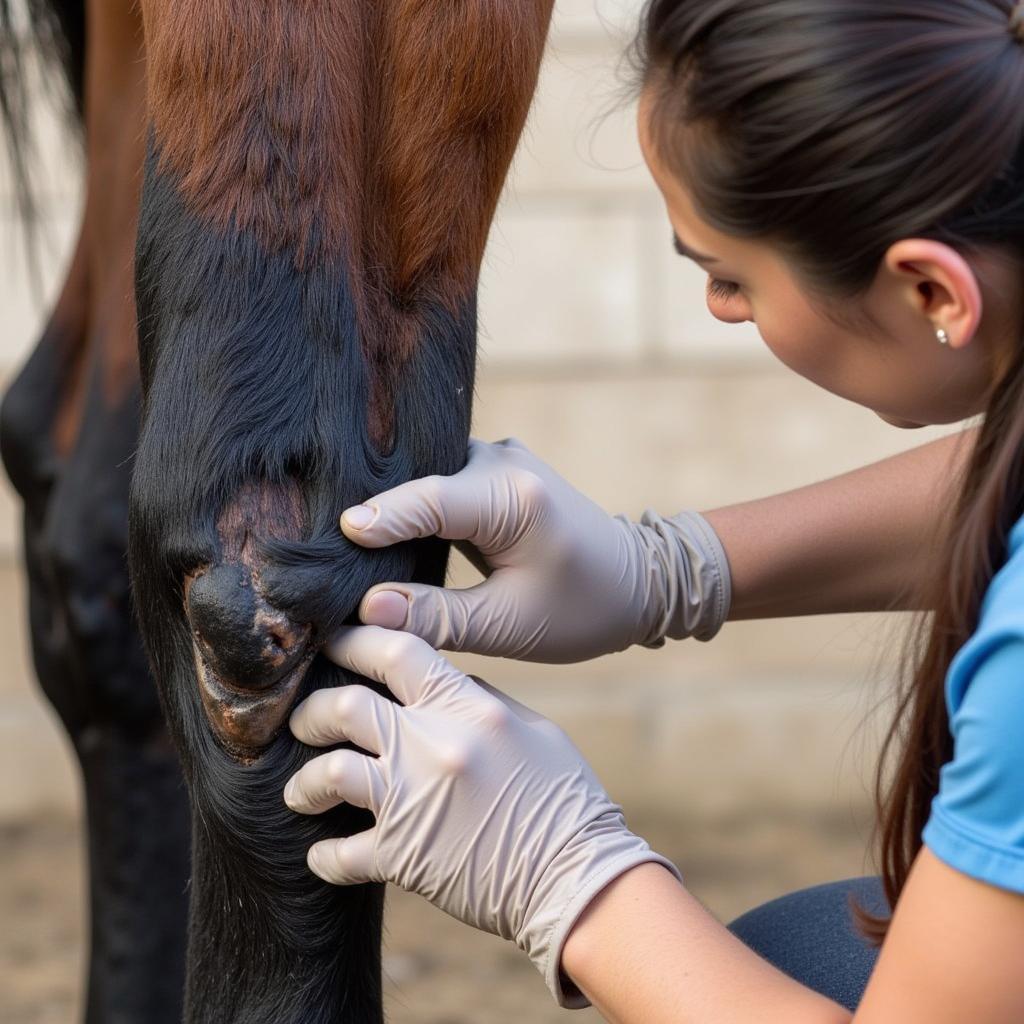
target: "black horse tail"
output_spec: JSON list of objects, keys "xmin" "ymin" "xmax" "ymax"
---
[{"xmin": 0, "ymin": 0, "xmax": 85, "ymax": 225}]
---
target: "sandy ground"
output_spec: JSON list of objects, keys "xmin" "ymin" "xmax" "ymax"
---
[{"xmin": 2, "ymin": 805, "xmax": 874, "ymax": 1024}]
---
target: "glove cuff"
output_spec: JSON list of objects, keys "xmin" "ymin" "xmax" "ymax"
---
[
  {"xmin": 631, "ymin": 509, "xmax": 733, "ymax": 647},
  {"xmin": 516, "ymin": 810, "xmax": 683, "ymax": 1009}
]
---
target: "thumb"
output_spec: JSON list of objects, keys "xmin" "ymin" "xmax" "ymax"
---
[
  {"xmin": 307, "ymin": 831, "xmax": 380, "ymax": 886},
  {"xmin": 358, "ymin": 580, "xmax": 508, "ymax": 656}
]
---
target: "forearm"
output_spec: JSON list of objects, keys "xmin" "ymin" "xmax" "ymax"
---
[
  {"xmin": 561, "ymin": 864, "xmax": 851, "ymax": 1024},
  {"xmin": 703, "ymin": 428, "xmax": 976, "ymax": 619}
]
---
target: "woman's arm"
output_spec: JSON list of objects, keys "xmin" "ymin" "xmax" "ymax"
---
[
  {"xmin": 285, "ymin": 625, "xmax": 1024, "ymax": 1021},
  {"xmin": 562, "ymin": 864, "xmax": 851, "ymax": 1024},
  {"xmin": 704, "ymin": 428, "xmax": 976, "ymax": 619},
  {"xmin": 564, "ymin": 850, "xmax": 1024, "ymax": 1024},
  {"xmin": 856, "ymin": 849, "xmax": 1024, "ymax": 1022},
  {"xmin": 336, "ymin": 430, "xmax": 976, "ymax": 661}
]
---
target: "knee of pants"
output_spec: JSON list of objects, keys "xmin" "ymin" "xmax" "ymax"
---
[{"xmin": 728, "ymin": 876, "xmax": 888, "ymax": 1013}]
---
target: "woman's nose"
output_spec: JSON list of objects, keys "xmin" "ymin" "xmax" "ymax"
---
[{"xmin": 186, "ymin": 563, "xmax": 311, "ymax": 691}]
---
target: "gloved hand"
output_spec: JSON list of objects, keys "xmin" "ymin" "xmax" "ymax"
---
[
  {"xmin": 340, "ymin": 437, "xmax": 732, "ymax": 663},
  {"xmin": 284, "ymin": 626, "xmax": 682, "ymax": 1008}
]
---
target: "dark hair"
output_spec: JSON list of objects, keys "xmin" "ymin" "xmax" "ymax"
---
[
  {"xmin": 636, "ymin": 0, "xmax": 1024, "ymax": 941},
  {"xmin": 0, "ymin": 0, "xmax": 84, "ymax": 222}
]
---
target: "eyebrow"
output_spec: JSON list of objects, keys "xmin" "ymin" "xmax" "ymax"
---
[{"xmin": 672, "ymin": 233, "xmax": 719, "ymax": 265}]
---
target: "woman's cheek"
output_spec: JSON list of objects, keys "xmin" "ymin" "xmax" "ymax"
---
[
  {"xmin": 754, "ymin": 316, "xmax": 842, "ymax": 391},
  {"xmin": 758, "ymin": 318, "xmax": 903, "ymax": 418},
  {"xmin": 751, "ymin": 315, "xmax": 807, "ymax": 373}
]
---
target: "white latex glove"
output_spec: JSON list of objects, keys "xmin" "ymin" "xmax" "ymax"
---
[
  {"xmin": 341, "ymin": 437, "xmax": 731, "ymax": 663},
  {"xmin": 283, "ymin": 626, "xmax": 682, "ymax": 1008}
]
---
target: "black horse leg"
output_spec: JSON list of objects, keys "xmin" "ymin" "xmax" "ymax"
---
[{"xmin": 2, "ymin": 243, "xmax": 191, "ymax": 1023}]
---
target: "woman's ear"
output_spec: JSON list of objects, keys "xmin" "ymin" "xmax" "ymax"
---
[{"xmin": 883, "ymin": 239, "xmax": 983, "ymax": 349}]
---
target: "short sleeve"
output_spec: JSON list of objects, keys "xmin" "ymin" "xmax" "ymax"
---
[{"xmin": 923, "ymin": 638, "xmax": 1024, "ymax": 894}]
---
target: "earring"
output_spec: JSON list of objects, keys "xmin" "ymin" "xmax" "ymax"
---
[{"xmin": 935, "ymin": 326, "xmax": 950, "ymax": 346}]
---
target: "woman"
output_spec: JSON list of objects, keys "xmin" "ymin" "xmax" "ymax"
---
[{"xmin": 283, "ymin": 1, "xmax": 1024, "ymax": 1019}]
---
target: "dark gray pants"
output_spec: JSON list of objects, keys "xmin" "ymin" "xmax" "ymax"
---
[{"xmin": 728, "ymin": 876, "xmax": 888, "ymax": 1012}]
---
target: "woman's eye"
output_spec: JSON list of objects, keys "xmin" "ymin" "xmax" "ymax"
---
[{"xmin": 707, "ymin": 276, "xmax": 741, "ymax": 301}]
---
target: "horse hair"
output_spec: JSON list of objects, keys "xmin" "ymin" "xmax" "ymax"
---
[
  {"xmin": 131, "ymin": 150, "xmax": 475, "ymax": 1022},
  {"xmin": 77, "ymin": 1, "xmax": 548, "ymax": 1020}
]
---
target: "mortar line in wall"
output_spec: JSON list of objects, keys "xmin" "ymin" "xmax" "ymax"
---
[
  {"xmin": 495, "ymin": 188, "xmax": 660, "ymax": 213},
  {"xmin": 474, "ymin": 353, "xmax": 782, "ymax": 385}
]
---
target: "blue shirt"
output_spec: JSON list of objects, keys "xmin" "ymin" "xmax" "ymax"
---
[{"xmin": 922, "ymin": 516, "xmax": 1024, "ymax": 894}]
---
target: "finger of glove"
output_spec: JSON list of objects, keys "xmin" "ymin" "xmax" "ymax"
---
[
  {"xmin": 284, "ymin": 748, "xmax": 386, "ymax": 815},
  {"xmin": 324, "ymin": 625, "xmax": 464, "ymax": 706},
  {"xmin": 308, "ymin": 830, "xmax": 381, "ymax": 885},
  {"xmin": 359, "ymin": 581, "xmax": 510, "ymax": 656},
  {"xmin": 289, "ymin": 684, "xmax": 393, "ymax": 754},
  {"xmin": 339, "ymin": 437, "xmax": 538, "ymax": 552},
  {"xmin": 340, "ymin": 464, "xmax": 492, "ymax": 549}
]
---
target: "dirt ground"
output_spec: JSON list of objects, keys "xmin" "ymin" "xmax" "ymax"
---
[{"xmin": 2, "ymin": 805, "xmax": 874, "ymax": 1024}]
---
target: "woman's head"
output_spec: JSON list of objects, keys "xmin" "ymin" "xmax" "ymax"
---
[
  {"xmin": 635, "ymin": 0, "xmax": 1024, "ymax": 427},
  {"xmin": 633, "ymin": 0, "xmax": 1024, "ymax": 942}
]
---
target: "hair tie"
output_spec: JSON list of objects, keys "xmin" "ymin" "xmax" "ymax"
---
[{"xmin": 1011, "ymin": 2, "xmax": 1024, "ymax": 43}]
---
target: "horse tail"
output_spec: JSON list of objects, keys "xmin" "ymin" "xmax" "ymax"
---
[{"xmin": 0, "ymin": 0, "xmax": 85, "ymax": 224}]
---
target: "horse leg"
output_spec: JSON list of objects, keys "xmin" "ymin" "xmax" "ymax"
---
[
  {"xmin": 1, "ymin": 1, "xmax": 190, "ymax": 1019},
  {"xmin": 129, "ymin": 3, "xmax": 553, "ymax": 1020}
]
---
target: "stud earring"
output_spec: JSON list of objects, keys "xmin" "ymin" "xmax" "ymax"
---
[{"xmin": 935, "ymin": 326, "xmax": 950, "ymax": 346}]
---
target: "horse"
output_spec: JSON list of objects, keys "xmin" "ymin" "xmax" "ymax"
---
[{"xmin": 1, "ymin": 1, "xmax": 554, "ymax": 1020}]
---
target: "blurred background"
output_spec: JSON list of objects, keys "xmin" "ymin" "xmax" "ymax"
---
[{"xmin": 1, "ymin": 1, "xmax": 957, "ymax": 1021}]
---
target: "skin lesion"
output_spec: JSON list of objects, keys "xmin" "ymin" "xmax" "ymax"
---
[
  {"xmin": 185, "ymin": 480, "xmax": 316, "ymax": 756},
  {"xmin": 188, "ymin": 642, "xmax": 315, "ymax": 759}
]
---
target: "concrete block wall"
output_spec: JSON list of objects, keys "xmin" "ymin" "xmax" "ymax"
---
[
  {"xmin": 0, "ymin": 2, "xmax": 953, "ymax": 826},
  {"xmin": 479, "ymin": 1, "xmax": 766, "ymax": 370}
]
